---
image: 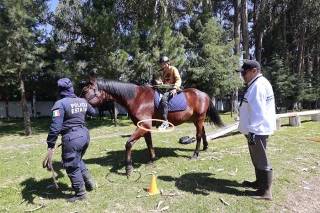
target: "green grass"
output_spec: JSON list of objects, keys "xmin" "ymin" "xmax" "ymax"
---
[{"xmin": 0, "ymin": 113, "xmax": 319, "ymax": 212}]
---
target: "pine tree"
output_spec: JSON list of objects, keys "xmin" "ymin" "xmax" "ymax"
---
[
  {"xmin": 0, "ymin": 0, "xmax": 49, "ymax": 135},
  {"xmin": 185, "ymin": 18, "xmax": 242, "ymax": 99},
  {"xmin": 264, "ymin": 56, "xmax": 304, "ymax": 111}
]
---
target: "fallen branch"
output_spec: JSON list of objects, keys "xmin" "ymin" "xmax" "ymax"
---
[
  {"xmin": 25, "ymin": 202, "xmax": 44, "ymax": 212},
  {"xmin": 219, "ymin": 197, "xmax": 230, "ymax": 206}
]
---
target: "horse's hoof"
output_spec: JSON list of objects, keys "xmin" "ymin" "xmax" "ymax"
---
[
  {"xmin": 126, "ymin": 166, "xmax": 133, "ymax": 176},
  {"xmin": 190, "ymin": 156, "xmax": 197, "ymax": 161},
  {"xmin": 146, "ymin": 160, "xmax": 154, "ymax": 166}
]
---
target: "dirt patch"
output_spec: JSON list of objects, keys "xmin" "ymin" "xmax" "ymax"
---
[{"xmin": 282, "ymin": 173, "xmax": 320, "ymax": 212}]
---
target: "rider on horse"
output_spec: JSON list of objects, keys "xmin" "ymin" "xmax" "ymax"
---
[{"xmin": 156, "ymin": 56, "xmax": 182, "ymax": 131}]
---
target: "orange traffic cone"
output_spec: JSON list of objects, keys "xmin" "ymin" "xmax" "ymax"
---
[{"xmin": 147, "ymin": 174, "xmax": 160, "ymax": 195}]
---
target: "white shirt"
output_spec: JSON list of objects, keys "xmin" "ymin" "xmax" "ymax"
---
[{"xmin": 238, "ymin": 74, "xmax": 277, "ymax": 135}]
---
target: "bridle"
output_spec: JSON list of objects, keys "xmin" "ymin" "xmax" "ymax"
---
[{"xmin": 80, "ymin": 84, "xmax": 103, "ymax": 105}]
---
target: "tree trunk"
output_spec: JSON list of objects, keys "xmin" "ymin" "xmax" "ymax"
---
[
  {"xmin": 253, "ymin": 0, "xmax": 263, "ymax": 63},
  {"xmin": 313, "ymin": 54, "xmax": 319, "ymax": 77},
  {"xmin": 241, "ymin": 0, "xmax": 249, "ymax": 59},
  {"xmin": 114, "ymin": 104, "xmax": 118, "ymax": 127},
  {"xmin": 5, "ymin": 99, "xmax": 10, "ymax": 120},
  {"xmin": 233, "ymin": 0, "xmax": 241, "ymax": 115},
  {"xmin": 234, "ymin": 0, "xmax": 241, "ymax": 55},
  {"xmin": 153, "ymin": 0, "xmax": 159, "ymax": 26},
  {"xmin": 282, "ymin": 12, "xmax": 288, "ymax": 61},
  {"xmin": 305, "ymin": 46, "xmax": 311, "ymax": 79},
  {"xmin": 17, "ymin": 68, "xmax": 32, "ymax": 136},
  {"xmin": 296, "ymin": 25, "xmax": 306, "ymax": 76}
]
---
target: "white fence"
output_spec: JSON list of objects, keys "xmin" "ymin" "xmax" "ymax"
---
[
  {"xmin": 0, "ymin": 101, "xmax": 127, "ymax": 118},
  {"xmin": 0, "ymin": 101, "xmax": 54, "ymax": 118}
]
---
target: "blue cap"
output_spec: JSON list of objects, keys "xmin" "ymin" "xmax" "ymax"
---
[
  {"xmin": 57, "ymin": 78, "xmax": 74, "ymax": 97},
  {"xmin": 236, "ymin": 60, "xmax": 261, "ymax": 72}
]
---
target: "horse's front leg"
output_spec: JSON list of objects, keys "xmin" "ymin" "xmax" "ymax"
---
[
  {"xmin": 125, "ymin": 139, "xmax": 135, "ymax": 176},
  {"xmin": 144, "ymin": 131, "xmax": 157, "ymax": 165},
  {"xmin": 125, "ymin": 128, "xmax": 145, "ymax": 175}
]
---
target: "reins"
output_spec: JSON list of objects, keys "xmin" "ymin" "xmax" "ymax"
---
[
  {"xmin": 79, "ymin": 85, "xmax": 104, "ymax": 105},
  {"xmin": 42, "ymin": 148, "xmax": 59, "ymax": 189}
]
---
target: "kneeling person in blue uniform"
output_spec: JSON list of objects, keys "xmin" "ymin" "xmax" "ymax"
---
[{"xmin": 46, "ymin": 78, "xmax": 97, "ymax": 202}]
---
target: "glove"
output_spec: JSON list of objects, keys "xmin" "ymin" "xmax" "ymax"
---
[
  {"xmin": 247, "ymin": 132, "xmax": 256, "ymax": 146},
  {"xmin": 170, "ymin": 88, "xmax": 177, "ymax": 96},
  {"xmin": 47, "ymin": 142, "xmax": 55, "ymax": 149},
  {"xmin": 155, "ymin": 79, "xmax": 163, "ymax": 85},
  {"xmin": 47, "ymin": 146, "xmax": 56, "ymax": 152}
]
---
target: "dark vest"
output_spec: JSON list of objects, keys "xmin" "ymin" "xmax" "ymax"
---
[{"xmin": 61, "ymin": 97, "xmax": 89, "ymax": 129}]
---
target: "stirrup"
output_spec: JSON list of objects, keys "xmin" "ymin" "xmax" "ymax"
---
[{"xmin": 158, "ymin": 122, "xmax": 169, "ymax": 131}]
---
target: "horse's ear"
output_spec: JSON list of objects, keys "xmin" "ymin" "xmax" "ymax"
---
[{"xmin": 88, "ymin": 75, "xmax": 96, "ymax": 84}]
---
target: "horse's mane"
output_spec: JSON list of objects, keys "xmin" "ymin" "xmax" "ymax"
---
[{"xmin": 95, "ymin": 78, "xmax": 137, "ymax": 99}]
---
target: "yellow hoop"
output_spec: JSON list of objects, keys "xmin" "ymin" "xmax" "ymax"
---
[{"xmin": 137, "ymin": 119, "xmax": 174, "ymax": 132}]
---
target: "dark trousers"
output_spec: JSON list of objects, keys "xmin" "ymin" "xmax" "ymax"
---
[
  {"xmin": 160, "ymin": 91, "xmax": 173, "ymax": 120},
  {"xmin": 247, "ymin": 135, "xmax": 271, "ymax": 171},
  {"xmin": 61, "ymin": 127, "xmax": 90, "ymax": 190}
]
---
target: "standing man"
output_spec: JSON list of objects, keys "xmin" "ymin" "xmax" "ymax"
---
[
  {"xmin": 236, "ymin": 60, "xmax": 276, "ymax": 200},
  {"xmin": 46, "ymin": 78, "xmax": 97, "ymax": 202},
  {"xmin": 156, "ymin": 56, "xmax": 182, "ymax": 131}
]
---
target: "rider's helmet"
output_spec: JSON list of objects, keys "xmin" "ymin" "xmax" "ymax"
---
[{"xmin": 159, "ymin": 56, "xmax": 169, "ymax": 63}]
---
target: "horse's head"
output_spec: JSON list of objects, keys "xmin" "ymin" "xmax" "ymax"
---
[{"xmin": 80, "ymin": 76, "xmax": 104, "ymax": 107}]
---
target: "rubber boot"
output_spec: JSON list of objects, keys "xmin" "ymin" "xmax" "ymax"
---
[
  {"xmin": 83, "ymin": 172, "xmax": 98, "ymax": 191},
  {"xmin": 246, "ymin": 169, "xmax": 273, "ymax": 201},
  {"xmin": 67, "ymin": 185, "xmax": 88, "ymax": 202},
  {"xmin": 242, "ymin": 168, "xmax": 259, "ymax": 189}
]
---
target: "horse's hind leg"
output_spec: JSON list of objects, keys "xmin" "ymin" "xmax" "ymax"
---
[
  {"xmin": 99, "ymin": 110, "xmax": 103, "ymax": 121},
  {"xmin": 202, "ymin": 126, "xmax": 208, "ymax": 151},
  {"xmin": 108, "ymin": 110, "xmax": 113, "ymax": 121},
  {"xmin": 191, "ymin": 123, "xmax": 204, "ymax": 160}
]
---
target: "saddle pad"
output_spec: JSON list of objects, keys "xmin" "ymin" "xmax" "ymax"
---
[{"xmin": 154, "ymin": 90, "xmax": 187, "ymax": 111}]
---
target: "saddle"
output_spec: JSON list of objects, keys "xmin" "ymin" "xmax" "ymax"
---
[{"xmin": 154, "ymin": 90, "xmax": 187, "ymax": 112}]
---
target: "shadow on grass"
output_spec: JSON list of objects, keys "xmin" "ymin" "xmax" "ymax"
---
[
  {"xmin": 158, "ymin": 172, "xmax": 244, "ymax": 196},
  {"xmin": 20, "ymin": 178, "xmax": 70, "ymax": 204},
  {"xmin": 0, "ymin": 116, "xmax": 132, "ymax": 136},
  {"xmin": 84, "ymin": 146, "xmax": 197, "ymax": 173},
  {"xmin": 20, "ymin": 166, "xmax": 70, "ymax": 204},
  {"xmin": 279, "ymin": 119, "xmax": 313, "ymax": 128}
]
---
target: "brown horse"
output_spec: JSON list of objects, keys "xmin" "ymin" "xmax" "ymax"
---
[
  {"xmin": 80, "ymin": 76, "xmax": 224, "ymax": 175},
  {"xmin": 98, "ymin": 100, "xmax": 115, "ymax": 121}
]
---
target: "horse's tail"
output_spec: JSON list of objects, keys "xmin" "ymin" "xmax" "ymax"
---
[{"xmin": 206, "ymin": 97, "xmax": 224, "ymax": 127}]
